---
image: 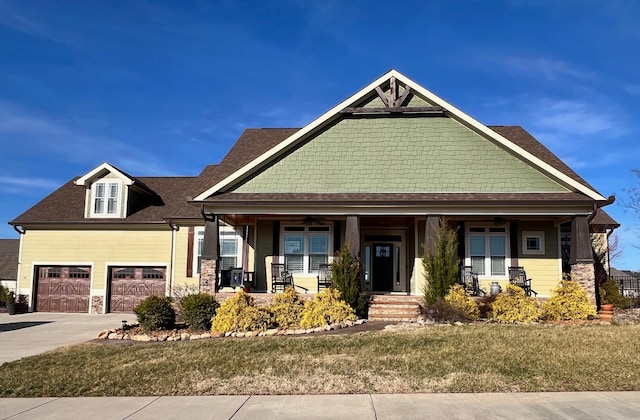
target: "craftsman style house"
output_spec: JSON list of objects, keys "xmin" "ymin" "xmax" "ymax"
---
[{"xmin": 9, "ymin": 70, "xmax": 618, "ymax": 313}]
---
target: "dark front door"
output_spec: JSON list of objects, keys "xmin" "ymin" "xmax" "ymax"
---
[{"xmin": 372, "ymin": 243, "xmax": 394, "ymax": 291}]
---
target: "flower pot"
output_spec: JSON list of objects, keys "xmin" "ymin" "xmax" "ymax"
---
[
  {"xmin": 600, "ymin": 304, "xmax": 614, "ymax": 312},
  {"xmin": 6, "ymin": 303, "xmax": 17, "ymax": 315}
]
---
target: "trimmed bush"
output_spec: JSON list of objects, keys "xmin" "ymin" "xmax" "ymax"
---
[
  {"xmin": 422, "ymin": 218, "xmax": 460, "ymax": 304},
  {"xmin": 211, "ymin": 291, "xmax": 273, "ymax": 333},
  {"xmin": 182, "ymin": 293, "xmax": 219, "ymax": 331},
  {"xmin": 299, "ymin": 289, "xmax": 357, "ymax": 329},
  {"xmin": 133, "ymin": 295, "xmax": 176, "ymax": 331},
  {"xmin": 542, "ymin": 279, "xmax": 596, "ymax": 321},
  {"xmin": 491, "ymin": 285, "xmax": 541, "ymax": 324},
  {"xmin": 444, "ymin": 284, "xmax": 479, "ymax": 320},
  {"xmin": 269, "ymin": 287, "xmax": 304, "ymax": 329}
]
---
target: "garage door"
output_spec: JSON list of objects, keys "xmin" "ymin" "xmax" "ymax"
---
[
  {"xmin": 36, "ymin": 266, "xmax": 91, "ymax": 313},
  {"xmin": 109, "ymin": 266, "xmax": 166, "ymax": 313}
]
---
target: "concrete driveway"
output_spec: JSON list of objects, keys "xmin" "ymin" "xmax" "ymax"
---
[{"xmin": 0, "ymin": 312, "xmax": 136, "ymax": 365}]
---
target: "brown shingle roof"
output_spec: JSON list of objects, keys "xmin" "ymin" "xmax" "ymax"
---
[
  {"xmin": 489, "ymin": 126, "xmax": 597, "ymax": 192},
  {"xmin": 0, "ymin": 239, "xmax": 19, "ymax": 281},
  {"xmin": 10, "ymin": 176, "xmax": 201, "ymax": 225},
  {"xmin": 590, "ymin": 208, "xmax": 620, "ymax": 228},
  {"xmin": 192, "ymin": 128, "xmax": 299, "ymax": 196}
]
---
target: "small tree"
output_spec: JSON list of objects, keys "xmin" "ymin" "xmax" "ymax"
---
[
  {"xmin": 422, "ymin": 218, "xmax": 460, "ymax": 304},
  {"xmin": 331, "ymin": 243, "xmax": 366, "ymax": 317}
]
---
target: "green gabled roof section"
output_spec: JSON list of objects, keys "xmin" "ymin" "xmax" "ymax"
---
[
  {"xmin": 233, "ymin": 117, "xmax": 569, "ymax": 193},
  {"xmin": 193, "ymin": 70, "xmax": 607, "ymax": 201}
]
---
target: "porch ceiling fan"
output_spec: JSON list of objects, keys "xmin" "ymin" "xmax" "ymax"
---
[{"xmin": 300, "ymin": 215, "xmax": 326, "ymax": 226}]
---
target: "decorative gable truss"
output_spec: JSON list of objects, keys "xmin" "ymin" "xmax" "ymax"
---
[{"xmin": 74, "ymin": 162, "xmax": 157, "ymax": 218}]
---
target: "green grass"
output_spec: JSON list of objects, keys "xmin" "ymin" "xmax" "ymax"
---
[{"xmin": 1, "ymin": 324, "xmax": 640, "ymax": 396}]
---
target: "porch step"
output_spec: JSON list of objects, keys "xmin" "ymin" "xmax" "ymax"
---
[{"xmin": 367, "ymin": 295, "xmax": 423, "ymax": 322}]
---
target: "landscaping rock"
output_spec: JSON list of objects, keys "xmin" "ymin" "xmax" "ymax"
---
[
  {"xmin": 97, "ymin": 330, "xmax": 108, "ymax": 339},
  {"xmin": 138, "ymin": 335, "xmax": 151, "ymax": 342},
  {"xmin": 107, "ymin": 332, "xmax": 118, "ymax": 340},
  {"xmin": 224, "ymin": 332, "xmax": 232, "ymax": 337},
  {"xmin": 294, "ymin": 329, "xmax": 306, "ymax": 335},
  {"xmin": 245, "ymin": 331, "xmax": 259, "ymax": 337},
  {"xmin": 180, "ymin": 333, "xmax": 190, "ymax": 341},
  {"xmin": 236, "ymin": 332, "xmax": 245, "ymax": 338},
  {"xmin": 305, "ymin": 329, "xmax": 314, "ymax": 334},
  {"xmin": 324, "ymin": 325, "xmax": 332, "ymax": 331},
  {"xmin": 313, "ymin": 327, "xmax": 323, "ymax": 333},
  {"xmin": 210, "ymin": 331, "xmax": 222, "ymax": 338},
  {"xmin": 265, "ymin": 329, "xmax": 278, "ymax": 336}
]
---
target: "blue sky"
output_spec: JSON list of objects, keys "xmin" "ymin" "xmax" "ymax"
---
[{"xmin": 1, "ymin": 0, "xmax": 639, "ymax": 269}]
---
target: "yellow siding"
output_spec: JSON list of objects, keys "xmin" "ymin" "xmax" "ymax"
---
[
  {"xmin": 19, "ymin": 229, "xmax": 172, "ymax": 293},
  {"xmin": 172, "ymin": 227, "xmax": 199, "ymax": 291},
  {"xmin": 517, "ymin": 221, "xmax": 561, "ymax": 297}
]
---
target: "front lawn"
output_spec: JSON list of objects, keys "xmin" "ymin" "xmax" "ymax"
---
[{"xmin": 1, "ymin": 324, "xmax": 639, "ymax": 396}]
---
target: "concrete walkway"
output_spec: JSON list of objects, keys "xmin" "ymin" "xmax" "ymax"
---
[
  {"xmin": 0, "ymin": 312, "xmax": 136, "ymax": 365},
  {"xmin": 1, "ymin": 392, "xmax": 640, "ymax": 419}
]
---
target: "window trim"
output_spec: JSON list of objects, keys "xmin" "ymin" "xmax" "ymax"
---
[
  {"xmin": 90, "ymin": 179, "xmax": 123, "ymax": 218},
  {"xmin": 522, "ymin": 231, "xmax": 545, "ymax": 255},
  {"xmin": 466, "ymin": 225, "xmax": 510, "ymax": 278},
  {"xmin": 193, "ymin": 226, "xmax": 242, "ymax": 275},
  {"xmin": 280, "ymin": 225, "xmax": 332, "ymax": 275}
]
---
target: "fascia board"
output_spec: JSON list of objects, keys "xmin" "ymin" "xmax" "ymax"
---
[
  {"xmin": 201, "ymin": 204, "xmax": 594, "ymax": 217},
  {"xmin": 74, "ymin": 163, "xmax": 135, "ymax": 187}
]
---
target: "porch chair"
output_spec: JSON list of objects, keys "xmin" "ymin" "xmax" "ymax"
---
[
  {"xmin": 459, "ymin": 266, "xmax": 484, "ymax": 296},
  {"xmin": 508, "ymin": 266, "xmax": 537, "ymax": 297},
  {"xmin": 271, "ymin": 263, "xmax": 294, "ymax": 293},
  {"xmin": 317, "ymin": 263, "xmax": 332, "ymax": 290},
  {"xmin": 230, "ymin": 267, "xmax": 244, "ymax": 289}
]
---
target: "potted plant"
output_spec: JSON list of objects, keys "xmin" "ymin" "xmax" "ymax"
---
[
  {"xmin": 599, "ymin": 279, "xmax": 630, "ymax": 311},
  {"xmin": 5, "ymin": 291, "xmax": 17, "ymax": 315}
]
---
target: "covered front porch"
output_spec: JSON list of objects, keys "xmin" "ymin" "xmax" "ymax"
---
[{"xmin": 197, "ymin": 212, "xmax": 597, "ymax": 299}]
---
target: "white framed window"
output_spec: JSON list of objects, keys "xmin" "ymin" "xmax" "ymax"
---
[
  {"xmin": 91, "ymin": 180, "xmax": 122, "ymax": 217},
  {"xmin": 467, "ymin": 226, "xmax": 508, "ymax": 276},
  {"xmin": 194, "ymin": 226, "xmax": 242, "ymax": 274},
  {"xmin": 522, "ymin": 231, "xmax": 545, "ymax": 255},
  {"xmin": 282, "ymin": 225, "xmax": 330, "ymax": 274}
]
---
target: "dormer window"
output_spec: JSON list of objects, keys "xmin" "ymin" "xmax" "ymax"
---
[{"xmin": 91, "ymin": 180, "xmax": 122, "ymax": 217}]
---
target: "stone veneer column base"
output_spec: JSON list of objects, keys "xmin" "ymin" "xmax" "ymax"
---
[
  {"xmin": 571, "ymin": 262, "xmax": 596, "ymax": 305},
  {"xmin": 91, "ymin": 296, "xmax": 104, "ymax": 314},
  {"xmin": 200, "ymin": 258, "xmax": 217, "ymax": 294}
]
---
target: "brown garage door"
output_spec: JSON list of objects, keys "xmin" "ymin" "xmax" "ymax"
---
[
  {"xmin": 109, "ymin": 266, "xmax": 166, "ymax": 313},
  {"xmin": 36, "ymin": 266, "xmax": 91, "ymax": 313}
]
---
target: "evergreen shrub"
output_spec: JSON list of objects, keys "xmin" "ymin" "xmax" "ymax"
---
[
  {"xmin": 182, "ymin": 293, "xmax": 219, "ymax": 331},
  {"xmin": 491, "ymin": 285, "xmax": 541, "ymax": 323},
  {"xmin": 211, "ymin": 291, "xmax": 273, "ymax": 333},
  {"xmin": 422, "ymin": 218, "xmax": 460, "ymax": 304},
  {"xmin": 269, "ymin": 287, "xmax": 304, "ymax": 329},
  {"xmin": 542, "ymin": 279, "xmax": 596, "ymax": 321},
  {"xmin": 133, "ymin": 295, "xmax": 176, "ymax": 331},
  {"xmin": 299, "ymin": 289, "xmax": 356, "ymax": 329},
  {"xmin": 444, "ymin": 284, "xmax": 479, "ymax": 320}
]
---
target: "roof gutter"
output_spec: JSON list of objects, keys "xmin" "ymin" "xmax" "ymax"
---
[{"xmin": 13, "ymin": 225, "xmax": 25, "ymax": 235}]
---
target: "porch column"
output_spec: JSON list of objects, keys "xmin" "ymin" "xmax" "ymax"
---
[
  {"xmin": 200, "ymin": 213, "xmax": 219, "ymax": 294},
  {"xmin": 570, "ymin": 215, "xmax": 596, "ymax": 303},
  {"xmin": 345, "ymin": 216, "xmax": 360, "ymax": 259},
  {"xmin": 424, "ymin": 216, "xmax": 440, "ymax": 255}
]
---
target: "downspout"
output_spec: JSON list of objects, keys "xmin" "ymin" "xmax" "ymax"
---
[
  {"xmin": 167, "ymin": 220, "xmax": 179, "ymax": 297},
  {"xmin": 13, "ymin": 225, "xmax": 25, "ymax": 308}
]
